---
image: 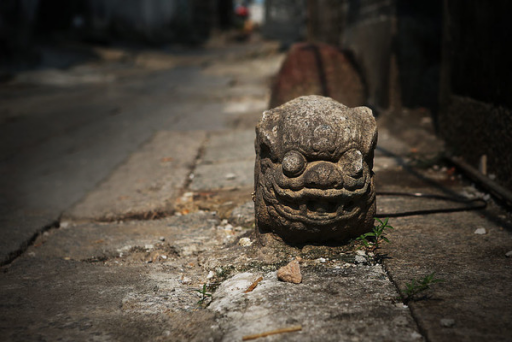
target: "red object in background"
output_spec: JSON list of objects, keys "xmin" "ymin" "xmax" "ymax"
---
[
  {"xmin": 235, "ymin": 5, "xmax": 249, "ymax": 17},
  {"xmin": 269, "ymin": 43, "xmax": 365, "ymax": 109}
]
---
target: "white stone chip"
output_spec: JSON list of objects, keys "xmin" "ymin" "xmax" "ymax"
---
[
  {"xmin": 225, "ymin": 173, "xmax": 237, "ymax": 180},
  {"xmin": 238, "ymin": 237, "xmax": 253, "ymax": 247},
  {"xmin": 440, "ymin": 318, "xmax": 455, "ymax": 328},
  {"xmin": 474, "ymin": 228, "xmax": 487, "ymax": 235}
]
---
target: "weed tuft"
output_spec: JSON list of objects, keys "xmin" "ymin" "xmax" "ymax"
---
[
  {"xmin": 356, "ymin": 217, "xmax": 394, "ymax": 252},
  {"xmin": 195, "ymin": 283, "xmax": 212, "ymax": 306},
  {"xmin": 403, "ymin": 272, "xmax": 444, "ymax": 303}
]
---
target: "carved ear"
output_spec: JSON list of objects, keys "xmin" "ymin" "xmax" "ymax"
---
[
  {"xmin": 353, "ymin": 106, "xmax": 377, "ymax": 156},
  {"xmin": 255, "ymin": 110, "xmax": 280, "ymax": 161}
]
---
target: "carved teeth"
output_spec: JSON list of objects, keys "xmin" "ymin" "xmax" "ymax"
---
[
  {"xmin": 300, "ymin": 203, "xmax": 307, "ymax": 215},
  {"xmin": 306, "ymin": 200, "xmax": 337, "ymax": 214}
]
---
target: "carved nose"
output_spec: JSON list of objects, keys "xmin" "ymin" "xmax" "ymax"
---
[{"xmin": 304, "ymin": 162, "xmax": 343, "ymax": 189}]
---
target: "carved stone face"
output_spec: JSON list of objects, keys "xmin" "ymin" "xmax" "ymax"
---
[{"xmin": 254, "ymin": 96, "xmax": 377, "ymax": 244}]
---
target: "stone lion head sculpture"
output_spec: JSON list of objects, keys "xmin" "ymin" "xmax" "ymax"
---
[{"xmin": 254, "ymin": 96, "xmax": 377, "ymax": 244}]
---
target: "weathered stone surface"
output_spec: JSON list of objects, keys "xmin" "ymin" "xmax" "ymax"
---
[
  {"xmin": 190, "ymin": 160, "xmax": 254, "ymax": 191},
  {"xmin": 0, "ymin": 211, "xmax": 422, "ymax": 342},
  {"xmin": 382, "ymin": 211, "xmax": 512, "ymax": 342},
  {"xmin": 255, "ymin": 95, "xmax": 377, "ymax": 244},
  {"xmin": 0, "ymin": 211, "xmax": 57, "ymax": 265},
  {"xmin": 201, "ymin": 130, "xmax": 255, "ymax": 164},
  {"xmin": 189, "ymin": 130, "xmax": 255, "ymax": 192},
  {"xmin": 277, "ymin": 259, "xmax": 302, "ymax": 283},
  {"xmin": 65, "ymin": 131, "xmax": 206, "ymax": 222},
  {"xmin": 0, "ymin": 257, "xmax": 222, "ymax": 342},
  {"xmin": 269, "ymin": 42, "xmax": 365, "ymax": 108},
  {"xmin": 31, "ymin": 212, "xmax": 221, "ymax": 261},
  {"xmin": 230, "ymin": 200, "xmax": 255, "ymax": 226},
  {"xmin": 208, "ymin": 266, "xmax": 421, "ymax": 342}
]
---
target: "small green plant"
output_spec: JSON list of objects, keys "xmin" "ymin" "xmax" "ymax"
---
[
  {"xmin": 356, "ymin": 217, "xmax": 394, "ymax": 251},
  {"xmin": 195, "ymin": 283, "xmax": 212, "ymax": 305},
  {"xmin": 403, "ymin": 272, "xmax": 444, "ymax": 303}
]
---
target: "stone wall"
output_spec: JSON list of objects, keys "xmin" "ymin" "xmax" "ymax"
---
[
  {"xmin": 438, "ymin": 0, "xmax": 512, "ymax": 191},
  {"xmin": 341, "ymin": 0, "xmax": 395, "ymax": 110},
  {"xmin": 0, "ymin": 0, "xmax": 224, "ymax": 51},
  {"xmin": 80, "ymin": 0, "xmax": 219, "ymax": 44},
  {"xmin": 302, "ymin": 0, "xmax": 512, "ymax": 192}
]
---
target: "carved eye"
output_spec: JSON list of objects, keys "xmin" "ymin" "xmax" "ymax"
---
[
  {"xmin": 282, "ymin": 151, "xmax": 306, "ymax": 178},
  {"xmin": 340, "ymin": 149, "xmax": 364, "ymax": 177}
]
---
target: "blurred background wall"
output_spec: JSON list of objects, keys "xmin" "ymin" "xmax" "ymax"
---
[
  {"xmin": 0, "ymin": 0, "xmax": 233, "ymax": 55},
  {"xmin": 1, "ymin": 0, "xmax": 511, "ymax": 192},
  {"xmin": 438, "ymin": 1, "xmax": 512, "ymax": 193},
  {"xmin": 263, "ymin": 0, "xmax": 512, "ymax": 194}
]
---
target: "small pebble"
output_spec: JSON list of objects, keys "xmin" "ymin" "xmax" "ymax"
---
[
  {"xmin": 474, "ymin": 228, "xmax": 487, "ymax": 235},
  {"xmin": 238, "ymin": 237, "xmax": 253, "ymax": 247},
  {"xmin": 354, "ymin": 255, "xmax": 367, "ymax": 265},
  {"xmin": 355, "ymin": 250, "xmax": 366, "ymax": 256},
  {"xmin": 159, "ymin": 236, "xmax": 165, "ymax": 242},
  {"xmin": 207, "ymin": 271, "xmax": 215, "ymax": 279},
  {"xmin": 505, "ymin": 251, "xmax": 512, "ymax": 258},
  {"xmin": 440, "ymin": 318, "xmax": 455, "ymax": 328},
  {"xmin": 277, "ymin": 260, "xmax": 302, "ymax": 284},
  {"xmin": 318, "ymin": 257, "xmax": 326, "ymax": 263},
  {"xmin": 411, "ymin": 332, "xmax": 422, "ymax": 340}
]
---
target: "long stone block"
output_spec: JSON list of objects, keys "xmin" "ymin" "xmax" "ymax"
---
[
  {"xmin": 190, "ymin": 160, "xmax": 254, "ymax": 191},
  {"xmin": 65, "ymin": 131, "xmax": 206, "ymax": 221},
  {"xmin": 201, "ymin": 130, "xmax": 255, "ymax": 164}
]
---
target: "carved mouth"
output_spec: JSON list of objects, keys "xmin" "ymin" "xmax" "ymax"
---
[
  {"xmin": 274, "ymin": 192, "xmax": 359, "ymax": 223},
  {"xmin": 264, "ymin": 180, "xmax": 365, "ymax": 225}
]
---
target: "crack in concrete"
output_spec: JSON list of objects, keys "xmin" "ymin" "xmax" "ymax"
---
[
  {"xmin": 0, "ymin": 218, "xmax": 60, "ymax": 267},
  {"xmin": 382, "ymin": 263, "xmax": 429, "ymax": 342}
]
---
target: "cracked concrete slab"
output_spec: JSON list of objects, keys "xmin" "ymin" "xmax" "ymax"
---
[
  {"xmin": 210, "ymin": 268, "xmax": 421, "ymax": 342},
  {"xmin": 1, "ymin": 209, "xmax": 425, "ymax": 342},
  {"xmin": 0, "ymin": 211, "xmax": 57, "ymax": 265},
  {"xmin": 31, "ymin": 212, "xmax": 224, "ymax": 261},
  {"xmin": 0, "ymin": 212, "xmax": 230, "ymax": 341},
  {"xmin": 0, "ymin": 256, "xmax": 223, "ymax": 342},
  {"xmin": 381, "ymin": 211, "xmax": 512, "ymax": 342},
  {"xmin": 64, "ymin": 131, "xmax": 206, "ymax": 222}
]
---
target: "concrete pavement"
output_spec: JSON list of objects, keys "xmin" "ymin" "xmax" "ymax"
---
[
  {"xmin": 1, "ymin": 41, "xmax": 511, "ymax": 341},
  {"xmin": 0, "ymin": 41, "xmax": 280, "ymax": 265}
]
